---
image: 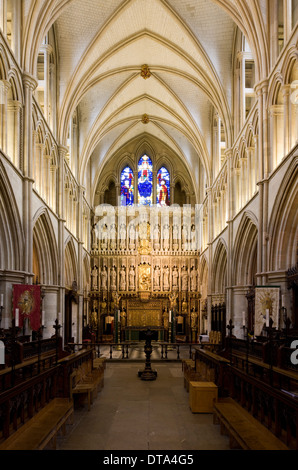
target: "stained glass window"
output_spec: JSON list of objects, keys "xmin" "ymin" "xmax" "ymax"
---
[
  {"xmin": 120, "ymin": 166, "xmax": 134, "ymax": 206},
  {"xmin": 157, "ymin": 167, "xmax": 170, "ymax": 206},
  {"xmin": 138, "ymin": 155, "xmax": 153, "ymax": 206}
]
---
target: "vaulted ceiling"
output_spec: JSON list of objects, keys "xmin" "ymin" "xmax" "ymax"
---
[{"xmin": 22, "ymin": 0, "xmax": 267, "ymax": 204}]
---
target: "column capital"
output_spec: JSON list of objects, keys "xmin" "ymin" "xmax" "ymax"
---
[
  {"xmin": 40, "ymin": 44, "xmax": 53, "ymax": 55},
  {"xmin": 254, "ymin": 79, "xmax": 269, "ymax": 96},
  {"xmin": 58, "ymin": 145, "xmax": 69, "ymax": 159},
  {"xmin": 22, "ymin": 73, "xmax": 38, "ymax": 91},
  {"xmin": 224, "ymin": 148, "xmax": 233, "ymax": 159},
  {"xmin": 7, "ymin": 99, "xmax": 23, "ymax": 111},
  {"xmin": 282, "ymin": 83, "xmax": 292, "ymax": 96},
  {"xmin": 0, "ymin": 79, "xmax": 11, "ymax": 92}
]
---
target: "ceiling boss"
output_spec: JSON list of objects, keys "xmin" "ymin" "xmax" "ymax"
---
[{"xmin": 141, "ymin": 64, "xmax": 151, "ymax": 80}]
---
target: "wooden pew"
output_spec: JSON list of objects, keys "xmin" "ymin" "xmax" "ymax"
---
[
  {"xmin": 213, "ymin": 397, "xmax": 289, "ymax": 450},
  {"xmin": 194, "ymin": 348, "xmax": 230, "ymax": 392},
  {"xmin": 69, "ymin": 361, "xmax": 100, "ymax": 411},
  {"xmin": 0, "ymin": 398, "xmax": 73, "ymax": 450},
  {"xmin": 93, "ymin": 356, "xmax": 106, "ymax": 370},
  {"xmin": 82, "ymin": 358, "xmax": 104, "ymax": 392},
  {"xmin": 203, "ymin": 331, "xmax": 222, "ymax": 351},
  {"xmin": 0, "ymin": 350, "xmax": 57, "ymax": 392},
  {"xmin": 183, "ymin": 359, "xmax": 201, "ymax": 392}
]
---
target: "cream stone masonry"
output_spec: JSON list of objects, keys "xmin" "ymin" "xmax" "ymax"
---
[{"xmin": 0, "ymin": 0, "xmax": 297, "ymax": 343}]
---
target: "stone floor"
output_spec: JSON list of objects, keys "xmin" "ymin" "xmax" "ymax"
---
[{"xmin": 57, "ymin": 359, "xmax": 231, "ymax": 451}]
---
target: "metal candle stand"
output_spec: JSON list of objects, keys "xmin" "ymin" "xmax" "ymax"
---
[
  {"xmin": 138, "ymin": 328, "xmax": 157, "ymax": 381},
  {"xmin": 53, "ymin": 318, "xmax": 61, "ymax": 364}
]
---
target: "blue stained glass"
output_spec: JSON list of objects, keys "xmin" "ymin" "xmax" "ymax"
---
[
  {"xmin": 120, "ymin": 166, "xmax": 134, "ymax": 206},
  {"xmin": 157, "ymin": 167, "xmax": 170, "ymax": 206},
  {"xmin": 138, "ymin": 155, "xmax": 153, "ymax": 206}
]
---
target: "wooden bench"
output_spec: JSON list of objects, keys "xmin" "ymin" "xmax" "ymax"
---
[
  {"xmin": 0, "ymin": 398, "xmax": 73, "ymax": 450},
  {"xmin": 70, "ymin": 363, "xmax": 100, "ymax": 411},
  {"xmin": 84, "ymin": 359, "xmax": 105, "ymax": 392},
  {"xmin": 93, "ymin": 356, "xmax": 106, "ymax": 370},
  {"xmin": 213, "ymin": 397, "xmax": 289, "ymax": 450},
  {"xmin": 183, "ymin": 360, "xmax": 201, "ymax": 392}
]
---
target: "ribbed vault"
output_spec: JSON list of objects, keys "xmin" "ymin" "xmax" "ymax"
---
[{"xmin": 21, "ymin": 0, "xmax": 269, "ymax": 205}]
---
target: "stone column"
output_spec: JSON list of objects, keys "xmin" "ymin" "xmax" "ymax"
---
[
  {"xmin": 255, "ymin": 80, "xmax": 269, "ymax": 286},
  {"xmin": 252, "ymin": 135, "xmax": 258, "ymax": 193},
  {"xmin": 234, "ymin": 67, "xmax": 240, "ymax": 136},
  {"xmin": 282, "ymin": 84, "xmax": 291, "ymax": 157},
  {"xmin": 10, "ymin": 0, "xmax": 21, "ymax": 64},
  {"xmin": 32, "ymin": 130, "xmax": 38, "ymax": 189},
  {"xmin": 0, "ymin": 0, "xmax": 7, "ymax": 36},
  {"xmin": 57, "ymin": 146, "xmax": 68, "ymax": 334},
  {"xmin": 234, "ymin": 167, "xmax": 241, "ymax": 212},
  {"xmin": 77, "ymin": 185, "xmax": 85, "ymax": 344},
  {"xmin": 284, "ymin": 0, "xmax": 292, "ymax": 43},
  {"xmin": 246, "ymin": 147, "xmax": 252, "ymax": 200},
  {"xmin": 270, "ymin": 0, "xmax": 279, "ymax": 67},
  {"xmin": 22, "ymin": 74, "xmax": 37, "ymax": 283},
  {"xmin": 206, "ymin": 187, "xmax": 213, "ymax": 332},
  {"xmin": 36, "ymin": 143, "xmax": 44, "ymax": 195},
  {"xmin": 115, "ymin": 183, "xmax": 120, "ymax": 206},
  {"xmin": 153, "ymin": 169, "xmax": 157, "ymax": 205},
  {"xmin": 134, "ymin": 170, "xmax": 138, "ymax": 204},
  {"xmin": 49, "ymin": 62, "xmax": 57, "ymax": 134},
  {"xmin": 7, "ymin": 99, "xmax": 22, "ymax": 167},
  {"xmin": 226, "ymin": 149, "xmax": 234, "ymax": 325},
  {"xmin": 170, "ymin": 183, "xmax": 174, "ymax": 205},
  {"xmin": 0, "ymin": 80, "xmax": 10, "ymax": 154},
  {"xmin": 238, "ymin": 52, "xmax": 246, "ymax": 127},
  {"xmin": 45, "ymin": 154, "xmax": 51, "ymax": 204},
  {"xmin": 40, "ymin": 44, "xmax": 52, "ymax": 122},
  {"xmin": 50, "ymin": 164, "xmax": 57, "ymax": 212}
]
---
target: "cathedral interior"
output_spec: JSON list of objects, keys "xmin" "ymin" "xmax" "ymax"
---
[{"xmin": 0, "ymin": 0, "xmax": 297, "ymax": 452}]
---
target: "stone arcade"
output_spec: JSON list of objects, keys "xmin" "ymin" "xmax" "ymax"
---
[{"xmin": 0, "ymin": 0, "xmax": 297, "ymax": 452}]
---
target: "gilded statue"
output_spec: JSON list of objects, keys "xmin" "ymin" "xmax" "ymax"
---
[
  {"xmin": 112, "ymin": 292, "xmax": 121, "ymax": 309},
  {"xmin": 169, "ymin": 292, "xmax": 178, "ymax": 310}
]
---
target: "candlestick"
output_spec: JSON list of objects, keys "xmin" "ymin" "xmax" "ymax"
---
[
  {"xmin": 15, "ymin": 308, "xmax": 19, "ymax": 327},
  {"xmin": 169, "ymin": 310, "xmax": 171, "ymax": 323},
  {"xmin": 266, "ymin": 309, "xmax": 269, "ymax": 327}
]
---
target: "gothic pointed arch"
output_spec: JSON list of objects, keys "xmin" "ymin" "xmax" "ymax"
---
[
  {"xmin": 64, "ymin": 237, "xmax": 78, "ymax": 289},
  {"xmin": 212, "ymin": 239, "xmax": 227, "ymax": 295},
  {"xmin": 232, "ymin": 212, "xmax": 258, "ymax": 286},
  {"xmin": 199, "ymin": 254, "xmax": 208, "ymax": 301},
  {"xmin": 0, "ymin": 161, "xmax": 23, "ymax": 271},
  {"xmin": 269, "ymin": 159, "xmax": 298, "ymax": 271},
  {"xmin": 32, "ymin": 208, "xmax": 59, "ymax": 285},
  {"xmin": 83, "ymin": 253, "xmax": 90, "ymax": 291}
]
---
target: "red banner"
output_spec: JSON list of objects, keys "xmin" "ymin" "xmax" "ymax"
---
[{"xmin": 12, "ymin": 285, "xmax": 41, "ymax": 331}]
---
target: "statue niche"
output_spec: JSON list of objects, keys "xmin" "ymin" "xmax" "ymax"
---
[
  {"xmin": 119, "ymin": 265, "xmax": 126, "ymax": 291},
  {"xmin": 101, "ymin": 265, "xmax": 108, "ymax": 291},
  {"xmin": 139, "ymin": 263, "xmax": 151, "ymax": 292},
  {"xmin": 129, "ymin": 265, "xmax": 135, "ymax": 290},
  {"xmin": 154, "ymin": 265, "xmax": 161, "ymax": 291},
  {"xmin": 110, "ymin": 266, "xmax": 117, "ymax": 291},
  {"xmin": 163, "ymin": 266, "xmax": 170, "ymax": 291}
]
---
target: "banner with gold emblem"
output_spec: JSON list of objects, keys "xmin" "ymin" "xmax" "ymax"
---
[{"xmin": 12, "ymin": 285, "xmax": 42, "ymax": 331}]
